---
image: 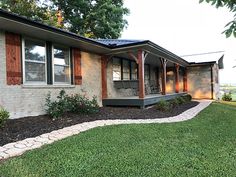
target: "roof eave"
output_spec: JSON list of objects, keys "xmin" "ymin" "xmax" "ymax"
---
[
  {"xmin": 0, "ymin": 9, "xmax": 110, "ymax": 54},
  {"xmin": 107, "ymin": 41, "xmax": 190, "ymax": 67}
]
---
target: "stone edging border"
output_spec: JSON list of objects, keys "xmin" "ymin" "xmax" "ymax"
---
[{"xmin": 0, "ymin": 100, "xmax": 212, "ymax": 160}]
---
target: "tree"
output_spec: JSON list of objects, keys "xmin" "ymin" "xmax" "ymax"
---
[
  {"xmin": 0, "ymin": 0, "xmax": 58, "ymax": 27},
  {"xmin": 0, "ymin": 0, "xmax": 129, "ymax": 39},
  {"xmin": 50, "ymin": 0, "xmax": 129, "ymax": 39},
  {"xmin": 200, "ymin": 0, "xmax": 236, "ymax": 38}
]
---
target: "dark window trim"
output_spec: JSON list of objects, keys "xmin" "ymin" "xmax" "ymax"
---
[
  {"xmin": 20, "ymin": 35, "xmax": 23, "ymax": 84},
  {"xmin": 46, "ymin": 41, "xmax": 52, "ymax": 85},
  {"xmin": 70, "ymin": 47, "xmax": 74, "ymax": 85}
]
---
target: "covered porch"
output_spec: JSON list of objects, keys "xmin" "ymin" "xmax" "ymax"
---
[
  {"xmin": 100, "ymin": 40, "xmax": 189, "ymax": 108},
  {"xmin": 103, "ymin": 93, "xmax": 186, "ymax": 108}
]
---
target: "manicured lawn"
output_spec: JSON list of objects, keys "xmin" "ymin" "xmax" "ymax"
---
[
  {"xmin": 218, "ymin": 100, "xmax": 236, "ymax": 107},
  {"xmin": 0, "ymin": 102, "xmax": 236, "ymax": 177}
]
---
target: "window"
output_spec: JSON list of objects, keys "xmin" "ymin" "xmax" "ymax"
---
[
  {"xmin": 22, "ymin": 37, "xmax": 73, "ymax": 85},
  {"xmin": 112, "ymin": 57, "xmax": 139, "ymax": 81},
  {"xmin": 144, "ymin": 64, "xmax": 150, "ymax": 81},
  {"xmin": 53, "ymin": 46, "xmax": 71, "ymax": 84},
  {"xmin": 131, "ymin": 62, "xmax": 138, "ymax": 80},
  {"xmin": 113, "ymin": 58, "xmax": 121, "ymax": 80},
  {"xmin": 122, "ymin": 60, "xmax": 130, "ymax": 80},
  {"xmin": 23, "ymin": 38, "xmax": 46, "ymax": 83}
]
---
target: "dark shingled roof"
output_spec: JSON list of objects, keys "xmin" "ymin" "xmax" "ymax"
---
[{"xmin": 96, "ymin": 39, "xmax": 147, "ymax": 47}]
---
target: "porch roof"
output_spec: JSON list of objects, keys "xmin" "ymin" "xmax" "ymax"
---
[{"xmin": 96, "ymin": 39, "xmax": 190, "ymax": 67}]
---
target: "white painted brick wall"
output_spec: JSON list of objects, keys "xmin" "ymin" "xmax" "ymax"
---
[{"xmin": 0, "ymin": 31, "xmax": 102, "ymax": 119}]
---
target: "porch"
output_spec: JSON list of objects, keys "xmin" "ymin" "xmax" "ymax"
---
[
  {"xmin": 103, "ymin": 92, "xmax": 187, "ymax": 108},
  {"xmin": 100, "ymin": 40, "xmax": 189, "ymax": 108}
]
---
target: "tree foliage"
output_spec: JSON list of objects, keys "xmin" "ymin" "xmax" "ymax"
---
[
  {"xmin": 0, "ymin": 0, "xmax": 129, "ymax": 39},
  {"xmin": 0, "ymin": 0, "xmax": 58, "ymax": 26},
  {"xmin": 51, "ymin": 0, "xmax": 129, "ymax": 39},
  {"xmin": 199, "ymin": 0, "xmax": 236, "ymax": 38}
]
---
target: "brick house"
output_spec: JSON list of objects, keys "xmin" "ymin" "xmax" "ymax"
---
[{"xmin": 0, "ymin": 9, "xmax": 222, "ymax": 119}]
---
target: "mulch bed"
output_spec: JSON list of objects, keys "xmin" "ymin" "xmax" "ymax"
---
[{"xmin": 0, "ymin": 101, "xmax": 199, "ymax": 146}]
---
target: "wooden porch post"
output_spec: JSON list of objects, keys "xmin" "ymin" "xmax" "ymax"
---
[
  {"xmin": 101, "ymin": 55, "xmax": 108, "ymax": 99},
  {"xmin": 160, "ymin": 58, "xmax": 167, "ymax": 95},
  {"xmin": 138, "ymin": 50, "xmax": 145, "ymax": 98},
  {"xmin": 183, "ymin": 68, "xmax": 188, "ymax": 92},
  {"xmin": 175, "ymin": 64, "xmax": 180, "ymax": 93}
]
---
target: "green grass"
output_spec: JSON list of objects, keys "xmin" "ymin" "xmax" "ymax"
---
[
  {"xmin": 217, "ymin": 100, "xmax": 236, "ymax": 106},
  {"xmin": 231, "ymin": 93, "xmax": 236, "ymax": 101},
  {"xmin": 0, "ymin": 102, "xmax": 236, "ymax": 177},
  {"xmin": 220, "ymin": 85, "xmax": 236, "ymax": 101}
]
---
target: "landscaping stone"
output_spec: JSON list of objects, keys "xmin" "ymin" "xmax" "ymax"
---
[
  {"xmin": 5, "ymin": 148, "xmax": 24, "ymax": 157},
  {"xmin": 0, "ymin": 100, "xmax": 212, "ymax": 161}
]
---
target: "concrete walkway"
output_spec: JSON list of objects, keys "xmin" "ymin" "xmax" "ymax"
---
[{"xmin": 0, "ymin": 100, "xmax": 212, "ymax": 160}]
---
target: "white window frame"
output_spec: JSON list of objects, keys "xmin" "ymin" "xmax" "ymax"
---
[
  {"xmin": 22, "ymin": 37, "xmax": 47, "ymax": 85},
  {"xmin": 52, "ymin": 44, "xmax": 71, "ymax": 85}
]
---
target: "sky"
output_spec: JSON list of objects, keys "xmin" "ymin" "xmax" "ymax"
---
[{"xmin": 121, "ymin": 0, "xmax": 236, "ymax": 85}]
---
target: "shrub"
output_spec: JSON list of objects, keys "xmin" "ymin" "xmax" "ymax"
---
[
  {"xmin": 45, "ymin": 90, "xmax": 99, "ymax": 119},
  {"xmin": 156, "ymin": 100, "xmax": 171, "ymax": 112},
  {"xmin": 0, "ymin": 107, "xmax": 9, "ymax": 127},
  {"xmin": 169, "ymin": 94, "xmax": 192, "ymax": 108},
  {"xmin": 176, "ymin": 96, "xmax": 186, "ymax": 104},
  {"xmin": 222, "ymin": 92, "xmax": 232, "ymax": 101},
  {"xmin": 182, "ymin": 94, "xmax": 192, "ymax": 102},
  {"xmin": 169, "ymin": 98, "xmax": 180, "ymax": 108}
]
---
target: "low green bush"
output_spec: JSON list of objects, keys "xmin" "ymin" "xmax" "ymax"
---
[
  {"xmin": 169, "ymin": 98, "xmax": 180, "ymax": 108},
  {"xmin": 161, "ymin": 94, "xmax": 192, "ymax": 110},
  {"xmin": 45, "ymin": 90, "xmax": 99, "ymax": 119},
  {"xmin": 0, "ymin": 107, "xmax": 9, "ymax": 127},
  {"xmin": 182, "ymin": 94, "xmax": 192, "ymax": 102},
  {"xmin": 156, "ymin": 100, "xmax": 171, "ymax": 112},
  {"xmin": 222, "ymin": 92, "xmax": 232, "ymax": 101},
  {"xmin": 176, "ymin": 96, "xmax": 186, "ymax": 104}
]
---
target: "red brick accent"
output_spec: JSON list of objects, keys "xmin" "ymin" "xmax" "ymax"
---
[
  {"xmin": 101, "ymin": 56, "xmax": 108, "ymax": 99},
  {"xmin": 73, "ymin": 48, "xmax": 82, "ymax": 85},
  {"xmin": 160, "ymin": 58, "xmax": 167, "ymax": 95},
  {"xmin": 5, "ymin": 32, "xmax": 22, "ymax": 85},
  {"xmin": 183, "ymin": 68, "xmax": 188, "ymax": 92},
  {"xmin": 175, "ymin": 64, "xmax": 180, "ymax": 93},
  {"xmin": 138, "ymin": 50, "xmax": 145, "ymax": 99}
]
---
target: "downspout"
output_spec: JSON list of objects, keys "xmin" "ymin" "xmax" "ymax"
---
[{"xmin": 210, "ymin": 65, "xmax": 214, "ymax": 99}]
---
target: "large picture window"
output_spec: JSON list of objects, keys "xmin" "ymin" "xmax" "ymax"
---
[
  {"xmin": 53, "ymin": 46, "xmax": 71, "ymax": 84},
  {"xmin": 23, "ymin": 39, "xmax": 46, "ymax": 83},
  {"xmin": 22, "ymin": 37, "xmax": 72, "ymax": 85},
  {"xmin": 112, "ymin": 57, "xmax": 138, "ymax": 81}
]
